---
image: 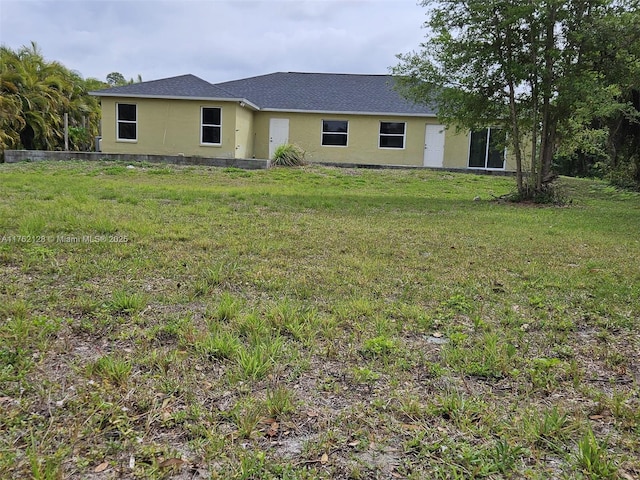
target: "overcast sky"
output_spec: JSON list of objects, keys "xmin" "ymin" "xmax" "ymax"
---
[{"xmin": 0, "ymin": 0, "xmax": 428, "ymax": 84}]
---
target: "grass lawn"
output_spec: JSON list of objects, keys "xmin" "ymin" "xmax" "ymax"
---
[{"xmin": 0, "ymin": 160, "xmax": 639, "ymax": 479}]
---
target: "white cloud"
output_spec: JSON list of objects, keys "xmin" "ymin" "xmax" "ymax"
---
[{"xmin": 0, "ymin": 0, "xmax": 426, "ymax": 82}]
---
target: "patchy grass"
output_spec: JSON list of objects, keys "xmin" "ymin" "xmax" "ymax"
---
[{"xmin": 0, "ymin": 160, "xmax": 639, "ymax": 479}]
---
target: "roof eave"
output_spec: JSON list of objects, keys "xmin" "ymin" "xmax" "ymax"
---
[
  {"xmin": 260, "ymin": 108, "xmax": 437, "ymax": 117},
  {"xmin": 89, "ymin": 92, "xmax": 260, "ymax": 110}
]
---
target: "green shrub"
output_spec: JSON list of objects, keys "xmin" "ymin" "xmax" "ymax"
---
[
  {"xmin": 607, "ymin": 161, "xmax": 640, "ymax": 191},
  {"xmin": 271, "ymin": 143, "xmax": 306, "ymax": 167}
]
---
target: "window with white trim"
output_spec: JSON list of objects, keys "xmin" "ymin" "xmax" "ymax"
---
[
  {"xmin": 321, "ymin": 120, "xmax": 348, "ymax": 146},
  {"xmin": 116, "ymin": 103, "xmax": 137, "ymax": 141},
  {"xmin": 201, "ymin": 107, "xmax": 222, "ymax": 145},
  {"xmin": 468, "ymin": 128, "xmax": 505, "ymax": 169},
  {"xmin": 379, "ymin": 122, "xmax": 406, "ymax": 149}
]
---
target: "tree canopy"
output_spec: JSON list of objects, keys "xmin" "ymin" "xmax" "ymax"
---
[
  {"xmin": 393, "ymin": 0, "xmax": 640, "ymax": 195},
  {"xmin": 0, "ymin": 42, "xmax": 106, "ymax": 153}
]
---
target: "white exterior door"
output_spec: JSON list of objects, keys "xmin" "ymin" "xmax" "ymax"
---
[
  {"xmin": 423, "ymin": 124, "xmax": 446, "ymax": 167},
  {"xmin": 269, "ymin": 118, "xmax": 289, "ymax": 158}
]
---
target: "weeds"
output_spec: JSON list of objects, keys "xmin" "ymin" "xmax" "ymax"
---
[
  {"xmin": 361, "ymin": 335, "xmax": 398, "ymax": 360},
  {"xmin": 265, "ymin": 385, "xmax": 296, "ymax": 417},
  {"xmin": 26, "ymin": 434, "xmax": 69, "ymax": 480},
  {"xmin": 194, "ymin": 262, "xmax": 238, "ymax": 296},
  {"xmin": 574, "ymin": 429, "xmax": 618, "ymax": 478},
  {"xmin": 87, "ymin": 355, "xmax": 132, "ymax": 386},
  {"xmin": 210, "ymin": 292, "xmax": 242, "ymax": 322},
  {"xmin": 234, "ymin": 337, "xmax": 284, "ymax": 381},
  {"xmin": 0, "ymin": 162, "xmax": 638, "ymax": 478},
  {"xmin": 351, "ymin": 366, "xmax": 380, "ymax": 385},
  {"xmin": 497, "ymin": 439, "xmax": 527, "ymax": 473},
  {"xmin": 194, "ymin": 328, "xmax": 241, "ymax": 360},
  {"xmin": 231, "ymin": 398, "xmax": 264, "ymax": 439},
  {"xmin": 528, "ymin": 406, "xmax": 575, "ymax": 452},
  {"xmin": 109, "ymin": 289, "xmax": 145, "ymax": 314},
  {"xmin": 441, "ymin": 331, "xmax": 514, "ymax": 378}
]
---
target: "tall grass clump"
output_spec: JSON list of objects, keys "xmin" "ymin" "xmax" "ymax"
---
[
  {"xmin": 271, "ymin": 143, "xmax": 306, "ymax": 167},
  {"xmin": 108, "ymin": 289, "xmax": 146, "ymax": 315}
]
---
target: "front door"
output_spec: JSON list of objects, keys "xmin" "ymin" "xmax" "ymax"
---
[
  {"xmin": 269, "ymin": 118, "xmax": 289, "ymax": 159},
  {"xmin": 423, "ymin": 124, "xmax": 445, "ymax": 168}
]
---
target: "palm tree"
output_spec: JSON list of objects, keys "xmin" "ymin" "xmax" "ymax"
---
[
  {"xmin": 0, "ymin": 47, "xmax": 26, "ymax": 150},
  {"xmin": 65, "ymin": 71, "xmax": 104, "ymax": 150},
  {"xmin": 0, "ymin": 42, "xmax": 104, "ymax": 153}
]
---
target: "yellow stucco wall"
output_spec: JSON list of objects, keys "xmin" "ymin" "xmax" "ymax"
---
[
  {"xmin": 100, "ymin": 97, "xmax": 240, "ymax": 158},
  {"xmin": 234, "ymin": 104, "xmax": 255, "ymax": 159},
  {"xmin": 253, "ymin": 111, "xmax": 477, "ymax": 168},
  {"xmin": 443, "ymin": 127, "xmax": 471, "ymax": 169},
  {"xmin": 99, "ymin": 97, "xmax": 513, "ymax": 171},
  {"xmin": 505, "ymin": 143, "xmax": 518, "ymax": 171}
]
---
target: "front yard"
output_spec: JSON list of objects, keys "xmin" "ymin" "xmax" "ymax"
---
[{"xmin": 0, "ymin": 161, "xmax": 638, "ymax": 479}]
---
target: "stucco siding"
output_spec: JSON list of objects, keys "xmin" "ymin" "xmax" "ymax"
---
[
  {"xmin": 505, "ymin": 146, "xmax": 517, "ymax": 171},
  {"xmin": 234, "ymin": 105, "xmax": 255, "ymax": 159},
  {"xmin": 444, "ymin": 128, "xmax": 472, "ymax": 169},
  {"xmin": 100, "ymin": 97, "xmax": 239, "ymax": 158},
  {"xmin": 252, "ymin": 115, "xmax": 273, "ymax": 160},
  {"xmin": 98, "ymin": 96, "xmax": 513, "ymax": 171},
  {"xmin": 253, "ymin": 111, "xmax": 475, "ymax": 167}
]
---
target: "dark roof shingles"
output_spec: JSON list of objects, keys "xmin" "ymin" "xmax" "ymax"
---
[
  {"xmin": 91, "ymin": 74, "xmax": 237, "ymax": 99},
  {"xmin": 215, "ymin": 72, "xmax": 435, "ymax": 115},
  {"xmin": 92, "ymin": 72, "xmax": 435, "ymax": 115}
]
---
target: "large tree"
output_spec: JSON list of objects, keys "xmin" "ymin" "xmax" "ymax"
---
[
  {"xmin": 600, "ymin": 6, "xmax": 640, "ymax": 188},
  {"xmin": 393, "ymin": 0, "xmax": 640, "ymax": 197},
  {"xmin": 106, "ymin": 71, "xmax": 142, "ymax": 87},
  {"xmin": 0, "ymin": 42, "xmax": 105, "ymax": 152}
]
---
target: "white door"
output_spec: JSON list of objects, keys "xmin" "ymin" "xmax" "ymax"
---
[
  {"xmin": 423, "ymin": 124, "xmax": 446, "ymax": 167},
  {"xmin": 269, "ymin": 118, "xmax": 289, "ymax": 158}
]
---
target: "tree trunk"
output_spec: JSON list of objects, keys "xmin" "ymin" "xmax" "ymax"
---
[
  {"xmin": 530, "ymin": 80, "xmax": 539, "ymax": 196},
  {"xmin": 538, "ymin": 2, "xmax": 557, "ymax": 192},
  {"xmin": 541, "ymin": 122, "xmax": 556, "ymax": 184},
  {"xmin": 538, "ymin": 102, "xmax": 550, "ymax": 191},
  {"xmin": 508, "ymin": 80, "xmax": 524, "ymax": 194}
]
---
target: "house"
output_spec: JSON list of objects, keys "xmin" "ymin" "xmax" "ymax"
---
[{"xmin": 91, "ymin": 72, "xmax": 512, "ymax": 171}]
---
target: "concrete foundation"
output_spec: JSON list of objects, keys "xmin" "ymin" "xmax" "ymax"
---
[{"xmin": 3, "ymin": 150, "xmax": 270, "ymax": 170}]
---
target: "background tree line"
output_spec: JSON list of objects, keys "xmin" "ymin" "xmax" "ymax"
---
[
  {"xmin": 394, "ymin": 0, "xmax": 640, "ymax": 193},
  {"xmin": 0, "ymin": 42, "xmax": 137, "ymax": 155}
]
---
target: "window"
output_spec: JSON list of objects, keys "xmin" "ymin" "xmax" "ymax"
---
[
  {"xmin": 116, "ymin": 103, "xmax": 137, "ymax": 141},
  {"xmin": 322, "ymin": 120, "xmax": 348, "ymax": 146},
  {"xmin": 468, "ymin": 128, "xmax": 505, "ymax": 169},
  {"xmin": 379, "ymin": 122, "xmax": 406, "ymax": 149},
  {"xmin": 201, "ymin": 107, "xmax": 222, "ymax": 145}
]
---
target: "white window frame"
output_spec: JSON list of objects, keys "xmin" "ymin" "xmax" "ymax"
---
[
  {"xmin": 321, "ymin": 120, "xmax": 348, "ymax": 147},
  {"xmin": 116, "ymin": 103, "xmax": 137, "ymax": 142},
  {"xmin": 468, "ymin": 128, "xmax": 506, "ymax": 170},
  {"xmin": 378, "ymin": 121, "xmax": 406, "ymax": 149},
  {"xmin": 201, "ymin": 107, "xmax": 222, "ymax": 146}
]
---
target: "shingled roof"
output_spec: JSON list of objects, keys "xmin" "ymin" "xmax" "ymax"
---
[
  {"xmin": 213, "ymin": 72, "xmax": 436, "ymax": 116},
  {"xmin": 92, "ymin": 72, "xmax": 436, "ymax": 116},
  {"xmin": 91, "ymin": 74, "xmax": 246, "ymax": 102}
]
